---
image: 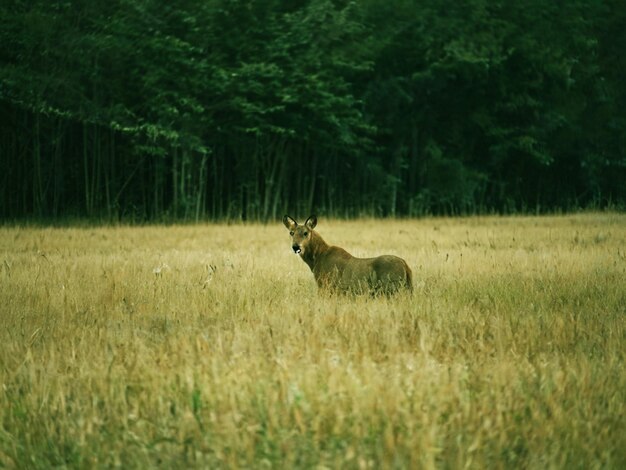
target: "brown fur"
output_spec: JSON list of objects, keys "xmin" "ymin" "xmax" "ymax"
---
[{"xmin": 283, "ymin": 215, "xmax": 413, "ymax": 295}]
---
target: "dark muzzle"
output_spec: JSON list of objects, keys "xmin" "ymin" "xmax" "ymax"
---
[{"xmin": 292, "ymin": 245, "xmax": 301, "ymax": 254}]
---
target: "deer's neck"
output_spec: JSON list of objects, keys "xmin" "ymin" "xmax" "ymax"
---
[{"xmin": 301, "ymin": 230, "xmax": 329, "ymax": 271}]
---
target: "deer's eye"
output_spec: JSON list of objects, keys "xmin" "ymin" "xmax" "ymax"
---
[
  {"xmin": 289, "ymin": 231, "xmax": 294, "ymax": 236},
  {"xmin": 304, "ymin": 231, "xmax": 308, "ymax": 236}
]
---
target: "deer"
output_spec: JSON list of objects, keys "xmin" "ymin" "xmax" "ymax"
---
[{"xmin": 283, "ymin": 215, "xmax": 413, "ymax": 295}]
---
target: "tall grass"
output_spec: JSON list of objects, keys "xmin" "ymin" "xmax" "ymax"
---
[{"xmin": 1, "ymin": 214, "xmax": 624, "ymax": 468}]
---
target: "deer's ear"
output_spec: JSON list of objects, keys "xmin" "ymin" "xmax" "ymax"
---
[
  {"xmin": 283, "ymin": 215, "xmax": 297, "ymax": 231},
  {"xmin": 305, "ymin": 215, "xmax": 317, "ymax": 230}
]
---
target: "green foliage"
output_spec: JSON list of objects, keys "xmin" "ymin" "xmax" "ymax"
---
[{"xmin": 0, "ymin": 0, "xmax": 624, "ymax": 220}]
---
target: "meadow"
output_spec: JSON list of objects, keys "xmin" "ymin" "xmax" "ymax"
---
[{"xmin": 0, "ymin": 213, "xmax": 624, "ymax": 469}]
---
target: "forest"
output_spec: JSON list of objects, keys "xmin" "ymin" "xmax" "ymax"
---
[{"xmin": 1, "ymin": 0, "xmax": 624, "ymax": 221}]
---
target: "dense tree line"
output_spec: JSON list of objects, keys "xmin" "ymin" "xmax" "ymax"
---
[{"xmin": 1, "ymin": 0, "xmax": 624, "ymax": 221}]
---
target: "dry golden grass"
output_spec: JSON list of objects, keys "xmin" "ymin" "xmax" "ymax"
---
[{"xmin": 0, "ymin": 213, "xmax": 625, "ymax": 468}]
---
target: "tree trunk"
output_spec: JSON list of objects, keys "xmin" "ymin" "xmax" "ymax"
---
[
  {"xmin": 83, "ymin": 122, "xmax": 91, "ymax": 216},
  {"xmin": 195, "ymin": 153, "xmax": 208, "ymax": 222},
  {"xmin": 172, "ymin": 146, "xmax": 179, "ymax": 218},
  {"xmin": 307, "ymin": 146, "xmax": 317, "ymax": 215}
]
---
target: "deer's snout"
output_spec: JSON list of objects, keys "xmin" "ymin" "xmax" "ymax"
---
[{"xmin": 292, "ymin": 244, "xmax": 302, "ymax": 254}]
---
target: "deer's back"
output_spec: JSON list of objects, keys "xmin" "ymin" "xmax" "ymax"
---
[{"xmin": 316, "ymin": 248, "xmax": 412, "ymax": 294}]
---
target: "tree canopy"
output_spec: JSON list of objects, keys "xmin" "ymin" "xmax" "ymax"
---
[{"xmin": 1, "ymin": 0, "xmax": 624, "ymax": 221}]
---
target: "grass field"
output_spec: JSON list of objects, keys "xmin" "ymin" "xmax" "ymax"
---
[{"xmin": 1, "ymin": 213, "xmax": 625, "ymax": 468}]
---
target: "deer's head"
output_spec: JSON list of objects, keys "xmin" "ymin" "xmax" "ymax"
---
[{"xmin": 283, "ymin": 215, "xmax": 317, "ymax": 255}]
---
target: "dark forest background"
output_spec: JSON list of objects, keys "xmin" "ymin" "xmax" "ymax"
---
[{"xmin": 1, "ymin": 0, "xmax": 625, "ymax": 222}]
